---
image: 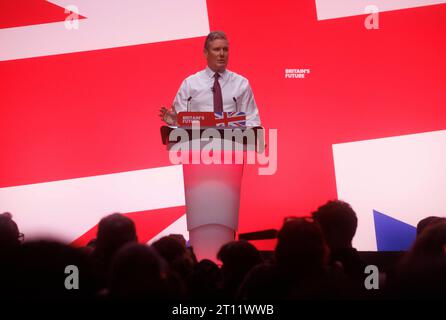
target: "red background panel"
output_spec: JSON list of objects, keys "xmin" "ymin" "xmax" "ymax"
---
[{"xmin": 1, "ymin": 0, "xmax": 445, "ymax": 249}]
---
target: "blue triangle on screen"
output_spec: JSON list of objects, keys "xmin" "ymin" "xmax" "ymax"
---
[{"xmin": 373, "ymin": 210, "xmax": 416, "ymax": 251}]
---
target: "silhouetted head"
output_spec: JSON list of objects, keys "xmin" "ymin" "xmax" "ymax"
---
[
  {"xmin": 152, "ymin": 235, "xmax": 187, "ymax": 261},
  {"xmin": 12, "ymin": 240, "xmax": 95, "ymax": 299},
  {"xmin": 217, "ymin": 240, "xmax": 262, "ymax": 276},
  {"xmin": 416, "ymin": 216, "xmax": 446, "ymax": 236},
  {"xmin": 217, "ymin": 240, "xmax": 262, "ymax": 297},
  {"xmin": 186, "ymin": 259, "xmax": 222, "ymax": 300},
  {"xmin": 275, "ymin": 217, "xmax": 329, "ymax": 273},
  {"xmin": 312, "ymin": 200, "xmax": 358, "ymax": 249},
  {"xmin": 0, "ymin": 212, "xmax": 21, "ymax": 251},
  {"xmin": 109, "ymin": 243, "xmax": 172, "ymax": 299},
  {"xmin": 398, "ymin": 220, "xmax": 446, "ymax": 272},
  {"xmin": 393, "ymin": 222, "xmax": 446, "ymax": 298},
  {"xmin": 152, "ymin": 235, "xmax": 194, "ymax": 279},
  {"xmin": 95, "ymin": 213, "xmax": 137, "ymax": 257},
  {"xmin": 409, "ymin": 221, "xmax": 446, "ymax": 258}
]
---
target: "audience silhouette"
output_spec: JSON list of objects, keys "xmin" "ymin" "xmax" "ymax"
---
[
  {"xmin": 238, "ymin": 217, "xmax": 353, "ymax": 300},
  {"xmin": 0, "ymin": 207, "xmax": 444, "ymax": 301},
  {"xmin": 92, "ymin": 213, "xmax": 138, "ymax": 291},
  {"xmin": 312, "ymin": 200, "xmax": 367, "ymax": 290},
  {"xmin": 217, "ymin": 240, "xmax": 262, "ymax": 299},
  {"xmin": 386, "ymin": 221, "xmax": 446, "ymax": 299}
]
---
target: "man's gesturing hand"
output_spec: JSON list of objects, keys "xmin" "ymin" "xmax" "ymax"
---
[{"xmin": 159, "ymin": 106, "xmax": 178, "ymax": 126}]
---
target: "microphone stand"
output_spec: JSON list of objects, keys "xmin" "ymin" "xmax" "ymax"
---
[{"xmin": 186, "ymin": 96, "xmax": 192, "ymax": 112}]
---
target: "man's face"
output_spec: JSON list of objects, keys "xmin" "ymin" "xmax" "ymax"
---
[{"xmin": 204, "ymin": 38, "xmax": 229, "ymax": 73}]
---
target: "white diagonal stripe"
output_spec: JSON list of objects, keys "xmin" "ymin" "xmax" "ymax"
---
[
  {"xmin": 0, "ymin": 0, "xmax": 209, "ymax": 61},
  {"xmin": 315, "ymin": 0, "xmax": 446, "ymax": 20},
  {"xmin": 0, "ymin": 165, "xmax": 185, "ymax": 243}
]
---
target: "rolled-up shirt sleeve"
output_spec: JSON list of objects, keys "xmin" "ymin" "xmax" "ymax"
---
[
  {"xmin": 241, "ymin": 81, "xmax": 261, "ymax": 127},
  {"xmin": 172, "ymin": 79, "xmax": 189, "ymax": 113}
]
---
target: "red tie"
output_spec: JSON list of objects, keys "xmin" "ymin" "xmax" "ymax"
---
[{"xmin": 213, "ymin": 73, "xmax": 223, "ymax": 113}]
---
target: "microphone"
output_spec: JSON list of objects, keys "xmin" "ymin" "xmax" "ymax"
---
[
  {"xmin": 186, "ymin": 96, "xmax": 192, "ymax": 112},
  {"xmin": 233, "ymin": 97, "xmax": 238, "ymax": 112}
]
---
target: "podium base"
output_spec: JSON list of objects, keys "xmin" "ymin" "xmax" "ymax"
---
[{"xmin": 189, "ymin": 224, "xmax": 235, "ymax": 263}]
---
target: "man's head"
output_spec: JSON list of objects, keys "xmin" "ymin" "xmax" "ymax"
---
[
  {"xmin": 204, "ymin": 31, "xmax": 229, "ymax": 73},
  {"xmin": 275, "ymin": 217, "xmax": 329, "ymax": 273},
  {"xmin": 312, "ymin": 200, "xmax": 358, "ymax": 249},
  {"xmin": 416, "ymin": 216, "xmax": 446, "ymax": 236},
  {"xmin": 0, "ymin": 212, "xmax": 21, "ymax": 251},
  {"xmin": 96, "ymin": 213, "xmax": 137, "ymax": 256},
  {"xmin": 152, "ymin": 235, "xmax": 194, "ymax": 279}
]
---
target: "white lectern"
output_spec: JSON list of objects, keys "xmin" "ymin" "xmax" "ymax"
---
[{"xmin": 161, "ymin": 125, "xmax": 263, "ymax": 262}]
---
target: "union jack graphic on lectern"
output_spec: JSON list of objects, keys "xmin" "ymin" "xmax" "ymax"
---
[{"xmin": 214, "ymin": 112, "xmax": 246, "ymax": 127}]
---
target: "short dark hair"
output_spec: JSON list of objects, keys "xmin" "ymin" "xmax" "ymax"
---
[
  {"xmin": 416, "ymin": 216, "xmax": 446, "ymax": 236},
  {"xmin": 217, "ymin": 240, "xmax": 262, "ymax": 269},
  {"xmin": 275, "ymin": 218, "xmax": 327, "ymax": 272},
  {"xmin": 204, "ymin": 31, "xmax": 228, "ymax": 50},
  {"xmin": 312, "ymin": 200, "xmax": 358, "ymax": 248},
  {"xmin": 96, "ymin": 213, "xmax": 137, "ymax": 254},
  {"xmin": 0, "ymin": 212, "xmax": 20, "ymax": 249}
]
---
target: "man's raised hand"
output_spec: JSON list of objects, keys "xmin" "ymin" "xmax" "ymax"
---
[{"xmin": 159, "ymin": 106, "xmax": 178, "ymax": 126}]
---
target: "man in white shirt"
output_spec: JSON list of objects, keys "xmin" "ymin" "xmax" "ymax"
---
[
  {"xmin": 160, "ymin": 31, "xmax": 261, "ymax": 127},
  {"xmin": 159, "ymin": 32, "xmax": 262, "ymax": 262}
]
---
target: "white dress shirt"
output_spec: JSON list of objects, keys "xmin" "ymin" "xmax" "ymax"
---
[{"xmin": 173, "ymin": 67, "xmax": 261, "ymax": 126}]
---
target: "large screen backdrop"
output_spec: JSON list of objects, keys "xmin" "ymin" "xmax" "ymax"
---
[{"xmin": 1, "ymin": 0, "xmax": 445, "ymax": 251}]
